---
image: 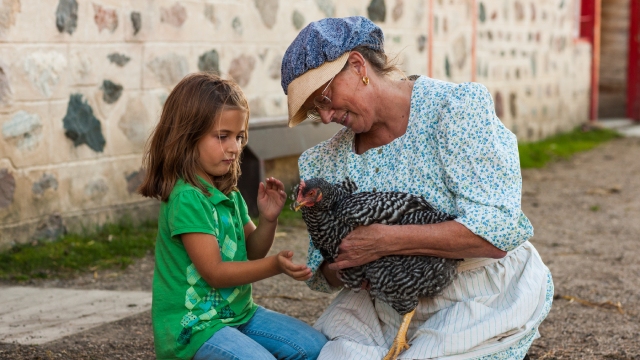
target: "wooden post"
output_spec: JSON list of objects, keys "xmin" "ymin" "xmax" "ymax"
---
[
  {"xmin": 471, "ymin": 0, "xmax": 477, "ymax": 82},
  {"xmin": 580, "ymin": 0, "xmax": 602, "ymax": 121},
  {"xmin": 428, "ymin": 0, "xmax": 434, "ymax": 78},
  {"xmin": 627, "ymin": 0, "xmax": 640, "ymax": 120}
]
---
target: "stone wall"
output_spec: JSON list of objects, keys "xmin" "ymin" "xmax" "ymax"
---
[{"xmin": 0, "ymin": 0, "xmax": 591, "ymax": 248}]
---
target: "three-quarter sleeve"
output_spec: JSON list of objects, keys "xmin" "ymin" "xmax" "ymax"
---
[{"xmin": 435, "ymin": 82, "xmax": 533, "ymax": 251}]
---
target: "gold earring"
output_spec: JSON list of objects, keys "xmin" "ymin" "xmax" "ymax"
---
[{"xmin": 362, "ymin": 76, "xmax": 369, "ymax": 85}]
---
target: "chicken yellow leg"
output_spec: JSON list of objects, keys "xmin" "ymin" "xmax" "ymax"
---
[{"xmin": 383, "ymin": 309, "xmax": 416, "ymax": 360}]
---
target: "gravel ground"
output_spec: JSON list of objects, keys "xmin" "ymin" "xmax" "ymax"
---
[{"xmin": 1, "ymin": 137, "xmax": 639, "ymax": 360}]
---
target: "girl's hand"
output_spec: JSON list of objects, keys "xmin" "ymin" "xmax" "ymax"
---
[
  {"xmin": 277, "ymin": 250, "xmax": 312, "ymax": 281},
  {"xmin": 257, "ymin": 177, "xmax": 286, "ymax": 223}
]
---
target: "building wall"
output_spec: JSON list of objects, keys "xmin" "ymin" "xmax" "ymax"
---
[
  {"xmin": 0, "ymin": 0, "xmax": 591, "ymax": 248},
  {"xmin": 598, "ymin": 0, "xmax": 630, "ymax": 118}
]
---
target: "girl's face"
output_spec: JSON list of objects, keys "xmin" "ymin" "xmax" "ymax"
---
[{"xmin": 196, "ymin": 109, "xmax": 247, "ymax": 178}]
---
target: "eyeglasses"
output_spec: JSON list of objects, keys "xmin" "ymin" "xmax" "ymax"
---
[
  {"xmin": 306, "ymin": 75, "xmax": 335, "ymax": 121},
  {"xmin": 314, "ymin": 75, "xmax": 335, "ymax": 110}
]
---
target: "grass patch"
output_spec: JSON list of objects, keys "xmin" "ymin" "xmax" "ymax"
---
[
  {"xmin": 518, "ymin": 127, "xmax": 620, "ymax": 169},
  {"xmin": 0, "ymin": 219, "xmax": 157, "ymax": 282}
]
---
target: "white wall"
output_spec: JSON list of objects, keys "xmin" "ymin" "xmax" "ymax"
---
[{"xmin": 0, "ymin": 0, "xmax": 591, "ymax": 247}]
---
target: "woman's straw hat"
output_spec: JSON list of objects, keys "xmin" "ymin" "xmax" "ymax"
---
[{"xmin": 281, "ymin": 16, "xmax": 384, "ymax": 127}]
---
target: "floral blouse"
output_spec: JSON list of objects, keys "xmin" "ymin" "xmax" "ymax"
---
[{"xmin": 298, "ymin": 76, "xmax": 534, "ymax": 293}]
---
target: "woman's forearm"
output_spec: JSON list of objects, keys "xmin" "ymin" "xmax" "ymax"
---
[{"xmin": 380, "ymin": 221, "xmax": 506, "ymax": 259}]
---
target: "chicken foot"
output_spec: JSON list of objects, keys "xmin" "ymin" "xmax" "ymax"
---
[{"xmin": 383, "ymin": 309, "xmax": 416, "ymax": 360}]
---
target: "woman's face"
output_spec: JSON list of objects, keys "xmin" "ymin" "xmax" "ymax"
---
[{"xmin": 310, "ymin": 65, "xmax": 374, "ymax": 134}]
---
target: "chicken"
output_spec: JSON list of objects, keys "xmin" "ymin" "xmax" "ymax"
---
[{"xmin": 293, "ymin": 177, "xmax": 459, "ymax": 360}]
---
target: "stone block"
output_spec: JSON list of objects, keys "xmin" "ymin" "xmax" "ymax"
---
[
  {"xmin": 0, "ymin": 166, "xmax": 64, "ymax": 231},
  {"xmin": 48, "ymin": 93, "xmax": 111, "ymax": 165},
  {"xmin": 0, "ymin": 0, "xmax": 69, "ymax": 43},
  {"xmin": 205, "ymin": 1, "xmax": 303, "ymax": 45},
  {"xmin": 0, "ymin": 102, "xmax": 52, "ymax": 168},
  {"xmin": 0, "ymin": 44, "xmax": 71, "ymax": 102},
  {"xmin": 55, "ymin": 157, "xmax": 146, "ymax": 214},
  {"xmin": 55, "ymin": 161, "xmax": 116, "ymax": 213},
  {"xmin": 1, "ymin": 0, "xmax": 128, "ymax": 44},
  {"xmin": 0, "ymin": 167, "xmax": 29, "ymax": 226},
  {"xmin": 107, "ymin": 156, "xmax": 150, "ymax": 202},
  {"xmin": 142, "ymin": 43, "xmax": 192, "ymax": 89},
  {"xmin": 124, "ymin": 1, "xmax": 226, "ymax": 43},
  {"xmin": 67, "ymin": 0, "xmax": 127, "ymax": 43},
  {"xmin": 241, "ymin": 0, "xmax": 291, "ymax": 43},
  {"xmin": 68, "ymin": 43, "xmax": 143, "ymax": 90},
  {"xmin": 106, "ymin": 90, "xmax": 160, "ymax": 157},
  {"xmin": 18, "ymin": 169, "xmax": 65, "ymax": 224},
  {"xmin": 0, "ymin": 167, "xmax": 15, "ymax": 212},
  {"xmin": 215, "ymin": 43, "xmax": 293, "ymax": 98}
]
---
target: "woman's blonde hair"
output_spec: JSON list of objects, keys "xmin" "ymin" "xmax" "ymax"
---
[{"xmin": 139, "ymin": 73, "xmax": 249, "ymax": 201}]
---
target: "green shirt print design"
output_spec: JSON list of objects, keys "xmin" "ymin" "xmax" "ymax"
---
[{"xmin": 152, "ymin": 178, "xmax": 257, "ymax": 360}]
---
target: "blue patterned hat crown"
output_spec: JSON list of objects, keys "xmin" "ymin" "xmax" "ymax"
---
[{"xmin": 281, "ymin": 16, "xmax": 384, "ymax": 95}]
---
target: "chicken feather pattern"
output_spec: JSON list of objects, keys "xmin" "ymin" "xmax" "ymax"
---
[{"xmin": 293, "ymin": 177, "xmax": 459, "ymax": 315}]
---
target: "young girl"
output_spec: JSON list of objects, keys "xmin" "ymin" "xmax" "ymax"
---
[{"xmin": 139, "ymin": 73, "xmax": 327, "ymax": 360}]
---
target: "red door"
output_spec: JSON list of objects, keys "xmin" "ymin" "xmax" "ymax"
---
[{"xmin": 628, "ymin": 0, "xmax": 640, "ymax": 121}]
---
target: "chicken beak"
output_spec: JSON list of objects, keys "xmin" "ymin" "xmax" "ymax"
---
[{"xmin": 293, "ymin": 201, "xmax": 306, "ymax": 212}]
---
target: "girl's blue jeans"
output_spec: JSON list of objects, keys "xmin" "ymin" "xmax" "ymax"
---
[{"xmin": 193, "ymin": 307, "xmax": 327, "ymax": 360}]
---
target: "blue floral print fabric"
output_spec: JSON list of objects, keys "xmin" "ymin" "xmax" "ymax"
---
[{"xmin": 298, "ymin": 75, "xmax": 534, "ymax": 292}]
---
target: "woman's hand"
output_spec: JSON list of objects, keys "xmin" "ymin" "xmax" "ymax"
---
[
  {"xmin": 277, "ymin": 250, "xmax": 312, "ymax": 281},
  {"xmin": 328, "ymin": 224, "xmax": 389, "ymax": 271},
  {"xmin": 257, "ymin": 177, "xmax": 286, "ymax": 223}
]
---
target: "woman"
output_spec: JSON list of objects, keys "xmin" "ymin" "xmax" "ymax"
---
[{"xmin": 281, "ymin": 16, "xmax": 553, "ymax": 360}]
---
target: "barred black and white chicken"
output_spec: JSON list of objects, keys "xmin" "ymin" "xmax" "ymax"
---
[{"xmin": 293, "ymin": 177, "xmax": 459, "ymax": 360}]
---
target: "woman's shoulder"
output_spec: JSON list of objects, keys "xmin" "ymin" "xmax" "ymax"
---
[{"xmin": 413, "ymin": 76, "xmax": 490, "ymax": 103}]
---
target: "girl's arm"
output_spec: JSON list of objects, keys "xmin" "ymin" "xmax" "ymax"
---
[
  {"xmin": 244, "ymin": 218, "xmax": 276, "ymax": 260},
  {"xmin": 327, "ymin": 221, "xmax": 506, "ymax": 271},
  {"xmin": 183, "ymin": 232, "xmax": 311, "ymax": 288}
]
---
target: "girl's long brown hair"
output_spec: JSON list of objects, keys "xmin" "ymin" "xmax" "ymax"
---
[{"xmin": 138, "ymin": 73, "xmax": 249, "ymax": 201}]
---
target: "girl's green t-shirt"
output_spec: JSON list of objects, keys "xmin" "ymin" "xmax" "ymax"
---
[{"xmin": 152, "ymin": 178, "xmax": 258, "ymax": 360}]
